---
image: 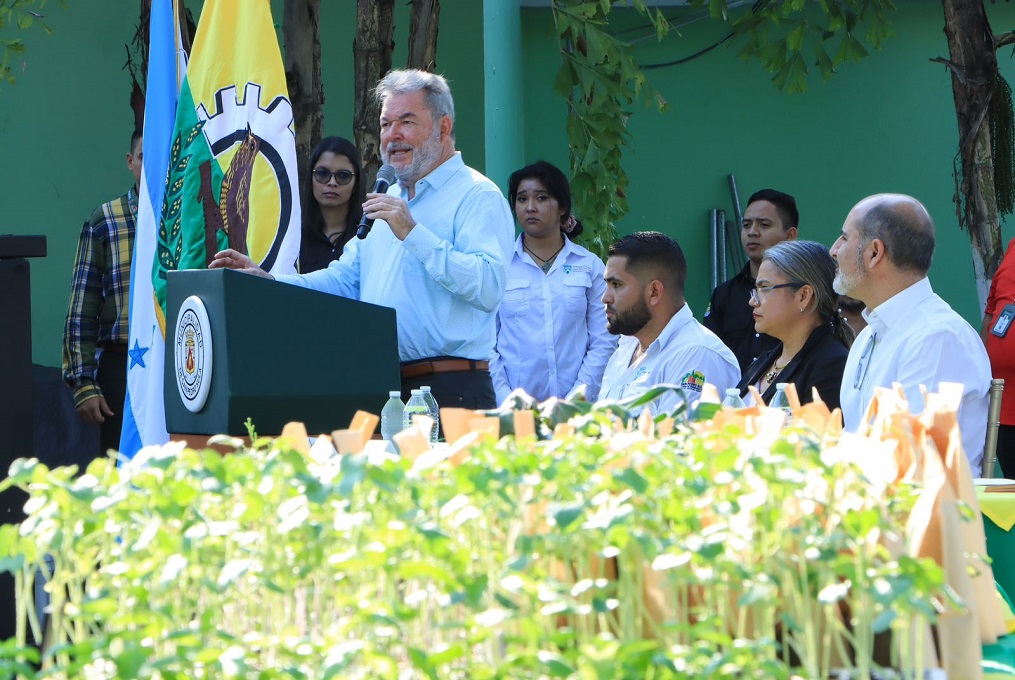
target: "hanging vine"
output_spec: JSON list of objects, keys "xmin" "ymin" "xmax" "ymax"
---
[
  {"xmin": 551, "ymin": 0, "xmax": 670, "ymax": 259},
  {"xmin": 990, "ymin": 71, "xmax": 1015, "ymax": 217}
]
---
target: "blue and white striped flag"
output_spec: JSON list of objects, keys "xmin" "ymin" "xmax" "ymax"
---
[{"xmin": 120, "ymin": 0, "xmax": 187, "ymax": 459}]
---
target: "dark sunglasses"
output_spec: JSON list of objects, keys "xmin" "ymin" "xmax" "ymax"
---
[{"xmin": 312, "ymin": 168, "xmax": 355, "ymax": 186}]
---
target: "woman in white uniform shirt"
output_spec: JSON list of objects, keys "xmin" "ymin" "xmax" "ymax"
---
[{"xmin": 490, "ymin": 161, "xmax": 616, "ymax": 404}]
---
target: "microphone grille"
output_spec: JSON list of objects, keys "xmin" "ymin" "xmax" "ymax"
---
[{"xmin": 376, "ymin": 164, "xmax": 397, "ymax": 185}]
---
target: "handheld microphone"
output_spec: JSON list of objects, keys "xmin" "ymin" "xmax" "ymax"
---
[{"xmin": 356, "ymin": 164, "xmax": 398, "ymax": 240}]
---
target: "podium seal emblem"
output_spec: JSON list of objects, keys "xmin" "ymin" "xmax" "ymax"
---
[{"xmin": 174, "ymin": 295, "xmax": 213, "ymax": 413}]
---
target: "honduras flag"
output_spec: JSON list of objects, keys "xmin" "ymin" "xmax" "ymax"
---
[{"xmin": 120, "ymin": 0, "xmax": 187, "ymax": 459}]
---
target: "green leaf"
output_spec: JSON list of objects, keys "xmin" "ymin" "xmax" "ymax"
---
[
  {"xmin": 337, "ymin": 452, "xmax": 367, "ymax": 497},
  {"xmin": 774, "ymin": 52, "xmax": 808, "ymax": 93},
  {"xmin": 407, "ymin": 647, "xmax": 438, "ymax": 679},
  {"xmin": 583, "ymin": 27, "xmax": 610, "ymax": 65},
  {"xmin": 0, "ymin": 555, "xmax": 26, "ymax": 574},
  {"xmin": 847, "ymin": 35, "xmax": 869, "ymax": 61},
  {"xmin": 538, "ymin": 650, "xmax": 576, "ymax": 677},
  {"xmin": 614, "ymin": 467, "xmax": 648, "ymax": 494},
  {"xmin": 554, "ymin": 64, "xmax": 574, "ymax": 99},
  {"xmin": 552, "ymin": 502, "xmax": 584, "ymax": 530},
  {"xmin": 786, "ymin": 22, "xmax": 806, "ymax": 52},
  {"xmin": 815, "ymin": 44, "xmax": 835, "ymax": 79}
]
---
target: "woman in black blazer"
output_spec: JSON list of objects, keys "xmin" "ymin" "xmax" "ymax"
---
[{"xmin": 737, "ymin": 241, "xmax": 856, "ymax": 409}]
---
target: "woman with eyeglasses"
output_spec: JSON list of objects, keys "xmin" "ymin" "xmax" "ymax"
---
[
  {"xmin": 490, "ymin": 161, "xmax": 616, "ymax": 404},
  {"xmin": 298, "ymin": 136, "xmax": 365, "ymax": 273},
  {"xmin": 737, "ymin": 240, "xmax": 856, "ymax": 408}
]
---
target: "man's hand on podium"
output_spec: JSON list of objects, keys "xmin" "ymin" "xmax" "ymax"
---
[{"xmin": 209, "ymin": 249, "xmax": 274, "ymax": 280}]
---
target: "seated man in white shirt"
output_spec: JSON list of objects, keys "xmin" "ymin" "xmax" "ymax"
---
[
  {"xmin": 600, "ymin": 231, "xmax": 741, "ymax": 415},
  {"xmin": 831, "ymin": 193, "xmax": 991, "ymax": 475}
]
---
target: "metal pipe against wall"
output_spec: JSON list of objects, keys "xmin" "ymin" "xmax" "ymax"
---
[
  {"xmin": 728, "ymin": 174, "xmax": 744, "ymax": 228},
  {"xmin": 982, "ymin": 377, "xmax": 1006, "ymax": 478},
  {"xmin": 727, "ymin": 174, "xmax": 747, "ymax": 273},
  {"xmin": 718, "ymin": 209, "xmax": 727, "ymax": 283},
  {"xmin": 709, "ymin": 209, "xmax": 718, "ymax": 291},
  {"xmin": 726, "ymin": 210, "xmax": 744, "ymax": 273}
]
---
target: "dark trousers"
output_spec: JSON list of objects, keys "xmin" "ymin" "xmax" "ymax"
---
[
  {"xmin": 995, "ymin": 424, "xmax": 1015, "ymax": 479},
  {"xmin": 400, "ymin": 369, "xmax": 496, "ymax": 413},
  {"xmin": 97, "ymin": 350, "xmax": 127, "ymax": 454}
]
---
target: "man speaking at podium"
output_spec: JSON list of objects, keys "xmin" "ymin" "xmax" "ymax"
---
[{"xmin": 211, "ymin": 69, "xmax": 514, "ymax": 410}]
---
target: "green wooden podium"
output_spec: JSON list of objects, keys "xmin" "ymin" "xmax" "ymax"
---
[{"xmin": 165, "ymin": 269, "xmax": 399, "ymax": 436}]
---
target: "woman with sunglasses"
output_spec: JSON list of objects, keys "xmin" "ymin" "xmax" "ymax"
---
[
  {"xmin": 490, "ymin": 161, "xmax": 616, "ymax": 404},
  {"xmin": 737, "ymin": 240, "xmax": 856, "ymax": 408},
  {"xmin": 298, "ymin": 136, "xmax": 365, "ymax": 273}
]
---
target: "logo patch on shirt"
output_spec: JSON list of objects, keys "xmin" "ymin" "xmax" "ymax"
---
[
  {"xmin": 680, "ymin": 370, "xmax": 705, "ymax": 393},
  {"xmin": 562, "ymin": 264, "xmax": 592, "ymax": 275},
  {"xmin": 631, "ymin": 366, "xmax": 651, "ymax": 384}
]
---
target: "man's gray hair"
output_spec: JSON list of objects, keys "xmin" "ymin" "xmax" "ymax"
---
[
  {"xmin": 375, "ymin": 69, "xmax": 455, "ymax": 129},
  {"xmin": 857, "ymin": 197, "xmax": 935, "ymax": 275}
]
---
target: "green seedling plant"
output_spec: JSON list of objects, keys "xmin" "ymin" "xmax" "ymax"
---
[{"xmin": 0, "ymin": 391, "xmax": 955, "ymax": 678}]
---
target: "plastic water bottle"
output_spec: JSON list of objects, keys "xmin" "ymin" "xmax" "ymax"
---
[
  {"xmin": 420, "ymin": 386, "xmax": 440, "ymax": 445},
  {"xmin": 403, "ymin": 389, "xmax": 430, "ymax": 436},
  {"xmin": 721, "ymin": 388, "xmax": 746, "ymax": 409},
  {"xmin": 380, "ymin": 390, "xmax": 404, "ymax": 441},
  {"xmin": 769, "ymin": 383, "xmax": 792, "ymax": 422}
]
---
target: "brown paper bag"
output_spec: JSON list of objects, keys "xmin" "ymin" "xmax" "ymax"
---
[
  {"xmin": 440, "ymin": 408, "xmax": 477, "ymax": 445},
  {"xmin": 921, "ymin": 389, "xmax": 1008, "ymax": 644},
  {"xmin": 907, "ymin": 431, "xmax": 982, "ymax": 678}
]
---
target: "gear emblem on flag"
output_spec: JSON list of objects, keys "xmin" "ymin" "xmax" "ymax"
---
[{"xmin": 195, "ymin": 82, "xmax": 296, "ymax": 272}]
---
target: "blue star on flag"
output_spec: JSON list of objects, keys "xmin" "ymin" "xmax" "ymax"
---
[{"xmin": 128, "ymin": 339, "xmax": 150, "ymax": 370}]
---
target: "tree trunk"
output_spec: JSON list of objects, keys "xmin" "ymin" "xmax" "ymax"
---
[
  {"xmin": 407, "ymin": 0, "xmax": 440, "ymax": 72},
  {"xmin": 283, "ymin": 0, "xmax": 323, "ymax": 199},
  {"xmin": 941, "ymin": 0, "xmax": 1003, "ymax": 308},
  {"xmin": 354, "ymin": 0, "xmax": 395, "ymax": 186}
]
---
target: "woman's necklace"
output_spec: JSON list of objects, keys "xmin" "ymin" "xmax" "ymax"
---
[
  {"xmin": 763, "ymin": 359, "xmax": 789, "ymax": 386},
  {"xmin": 524, "ymin": 239, "xmax": 565, "ymax": 273}
]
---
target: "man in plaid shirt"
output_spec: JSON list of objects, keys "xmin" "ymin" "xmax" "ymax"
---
[{"xmin": 62, "ymin": 129, "xmax": 143, "ymax": 454}]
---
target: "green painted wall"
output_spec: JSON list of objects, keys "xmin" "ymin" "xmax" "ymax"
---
[
  {"xmin": 1, "ymin": 0, "xmax": 484, "ymax": 368},
  {"xmin": 519, "ymin": 2, "xmax": 1015, "ymax": 326},
  {"xmin": 3, "ymin": 1, "xmax": 1013, "ymax": 369}
]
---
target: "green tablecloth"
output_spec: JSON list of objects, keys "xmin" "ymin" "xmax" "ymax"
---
[
  {"xmin": 986, "ymin": 518, "xmax": 1015, "ymax": 606},
  {"xmin": 985, "ymin": 583, "xmax": 1015, "ymax": 676},
  {"xmin": 981, "ymin": 489, "xmax": 1015, "ymax": 676}
]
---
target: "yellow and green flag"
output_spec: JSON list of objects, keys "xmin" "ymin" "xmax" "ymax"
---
[{"xmin": 155, "ymin": 0, "xmax": 300, "ymax": 315}]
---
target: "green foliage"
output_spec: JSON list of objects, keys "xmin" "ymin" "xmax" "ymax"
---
[
  {"xmin": 0, "ymin": 399, "xmax": 955, "ymax": 678},
  {"xmin": 551, "ymin": 0, "xmax": 670, "ymax": 260},
  {"xmin": 550, "ymin": 0, "xmax": 895, "ymax": 254},
  {"xmin": 0, "ymin": 0, "xmax": 66, "ymax": 90},
  {"xmin": 686, "ymin": 0, "xmax": 896, "ymax": 94}
]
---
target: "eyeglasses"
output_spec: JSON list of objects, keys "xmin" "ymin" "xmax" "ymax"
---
[
  {"xmin": 312, "ymin": 168, "xmax": 355, "ymax": 186},
  {"xmin": 853, "ymin": 332, "xmax": 877, "ymax": 389},
  {"xmin": 749, "ymin": 283, "xmax": 800, "ymax": 304}
]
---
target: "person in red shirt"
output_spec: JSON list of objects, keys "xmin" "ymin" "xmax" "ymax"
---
[{"xmin": 981, "ymin": 237, "xmax": 1015, "ymax": 477}]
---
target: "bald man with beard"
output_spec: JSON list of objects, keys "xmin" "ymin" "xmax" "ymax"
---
[{"xmin": 830, "ymin": 193, "xmax": 991, "ymax": 475}]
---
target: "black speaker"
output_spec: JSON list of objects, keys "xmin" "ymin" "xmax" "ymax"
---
[{"xmin": 0, "ymin": 235, "xmax": 46, "ymax": 643}]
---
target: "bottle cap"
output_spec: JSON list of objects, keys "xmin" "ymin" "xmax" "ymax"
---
[
  {"xmin": 389, "ymin": 390, "xmax": 401, "ymax": 398},
  {"xmin": 776, "ymin": 382, "xmax": 788, "ymax": 389},
  {"xmin": 725, "ymin": 388, "xmax": 739, "ymax": 396},
  {"xmin": 421, "ymin": 386, "xmax": 431, "ymax": 391},
  {"xmin": 411, "ymin": 389, "xmax": 423, "ymax": 395}
]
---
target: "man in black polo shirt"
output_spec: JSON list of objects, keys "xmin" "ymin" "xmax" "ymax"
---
[{"xmin": 702, "ymin": 189, "xmax": 798, "ymax": 373}]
